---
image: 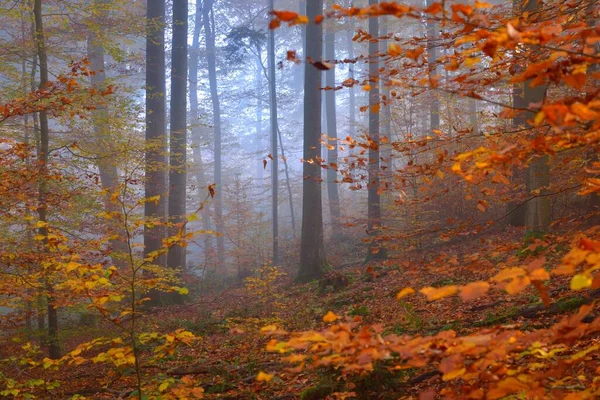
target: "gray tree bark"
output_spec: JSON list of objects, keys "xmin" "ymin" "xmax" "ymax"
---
[
  {"xmin": 324, "ymin": 19, "xmax": 342, "ymax": 239},
  {"xmin": 203, "ymin": 0, "xmax": 226, "ymax": 268},
  {"xmin": 145, "ymin": 0, "xmax": 168, "ymax": 291},
  {"xmin": 167, "ymin": 0, "xmax": 188, "ymax": 281},
  {"xmin": 366, "ymin": 0, "xmax": 385, "ymax": 261},
  {"xmin": 268, "ymin": 0, "xmax": 279, "ymax": 265},
  {"xmin": 34, "ymin": 0, "xmax": 60, "ymax": 360},
  {"xmin": 299, "ymin": 0, "xmax": 327, "ymax": 282}
]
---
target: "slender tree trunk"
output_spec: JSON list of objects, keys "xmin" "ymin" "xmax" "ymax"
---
[
  {"xmin": 267, "ymin": 0, "xmax": 279, "ymax": 265},
  {"xmin": 145, "ymin": 0, "xmax": 168, "ymax": 306},
  {"xmin": 426, "ymin": 0, "xmax": 440, "ymax": 133},
  {"xmin": 189, "ymin": 2, "xmax": 213, "ymax": 251},
  {"xmin": 523, "ymin": 0, "xmax": 550, "ymax": 234},
  {"xmin": 203, "ymin": 1, "xmax": 226, "ymax": 268},
  {"xmin": 167, "ymin": 0, "xmax": 188, "ymax": 284},
  {"xmin": 366, "ymin": 0, "xmax": 385, "ymax": 261},
  {"xmin": 34, "ymin": 0, "xmax": 60, "ymax": 360},
  {"xmin": 324, "ymin": 20, "xmax": 342, "ymax": 239},
  {"xmin": 277, "ymin": 127, "xmax": 297, "ymax": 235},
  {"xmin": 255, "ymin": 50, "xmax": 264, "ymax": 206},
  {"xmin": 299, "ymin": 0, "xmax": 327, "ymax": 282},
  {"xmin": 380, "ymin": 16, "xmax": 392, "ymax": 185},
  {"xmin": 86, "ymin": 0, "xmax": 129, "ymax": 269}
]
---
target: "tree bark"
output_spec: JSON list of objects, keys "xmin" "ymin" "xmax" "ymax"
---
[
  {"xmin": 267, "ymin": 0, "xmax": 279, "ymax": 265},
  {"xmin": 523, "ymin": 0, "xmax": 551, "ymax": 234},
  {"xmin": 167, "ymin": 0, "xmax": 188, "ymax": 281},
  {"xmin": 203, "ymin": 0, "xmax": 226, "ymax": 268},
  {"xmin": 299, "ymin": 0, "xmax": 327, "ymax": 282},
  {"xmin": 380, "ymin": 16, "xmax": 392, "ymax": 185},
  {"xmin": 86, "ymin": 0, "xmax": 130, "ymax": 269},
  {"xmin": 145, "ymin": 0, "xmax": 168, "ymax": 305},
  {"xmin": 426, "ymin": 0, "xmax": 440, "ymax": 132},
  {"xmin": 324, "ymin": 19, "xmax": 342, "ymax": 239},
  {"xmin": 34, "ymin": 0, "xmax": 61, "ymax": 360},
  {"xmin": 366, "ymin": 0, "xmax": 385, "ymax": 261},
  {"xmin": 189, "ymin": 1, "xmax": 213, "ymax": 251}
]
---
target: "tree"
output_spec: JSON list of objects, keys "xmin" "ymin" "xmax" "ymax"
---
[
  {"xmin": 145, "ymin": 0, "xmax": 168, "ymax": 288},
  {"xmin": 203, "ymin": 0, "xmax": 226, "ymax": 269},
  {"xmin": 366, "ymin": 0, "xmax": 385, "ymax": 260},
  {"xmin": 189, "ymin": 0, "xmax": 213, "ymax": 250},
  {"xmin": 324, "ymin": 8, "xmax": 343, "ymax": 240},
  {"xmin": 299, "ymin": 0, "xmax": 327, "ymax": 282},
  {"xmin": 167, "ymin": 0, "xmax": 188, "ymax": 283},
  {"xmin": 34, "ymin": 0, "xmax": 60, "ymax": 360},
  {"xmin": 523, "ymin": 0, "xmax": 550, "ymax": 234},
  {"xmin": 267, "ymin": 0, "xmax": 280, "ymax": 265}
]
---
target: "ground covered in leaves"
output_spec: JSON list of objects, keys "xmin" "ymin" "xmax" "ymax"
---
[{"xmin": 5, "ymin": 224, "xmax": 600, "ymax": 399}]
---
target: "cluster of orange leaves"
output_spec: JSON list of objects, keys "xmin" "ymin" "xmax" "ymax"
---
[{"xmin": 0, "ymin": 59, "xmax": 115, "ymax": 123}]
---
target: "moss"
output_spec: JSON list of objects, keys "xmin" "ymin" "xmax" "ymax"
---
[
  {"xmin": 300, "ymin": 384, "xmax": 336, "ymax": 400},
  {"xmin": 556, "ymin": 296, "xmax": 586, "ymax": 312},
  {"xmin": 348, "ymin": 304, "xmax": 370, "ymax": 317},
  {"xmin": 206, "ymin": 382, "xmax": 236, "ymax": 394}
]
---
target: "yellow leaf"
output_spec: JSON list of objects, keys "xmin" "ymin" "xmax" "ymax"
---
[
  {"xmin": 396, "ymin": 287, "xmax": 415, "ymax": 300},
  {"xmin": 260, "ymin": 325, "xmax": 278, "ymax": 334},
  {"xmin": 187, "ymin": 213, "xmax": 199, "ymax": 222},
  {"xmin": 256, "ymin": 371, "xmax": 274, "ymax": 382},
  {"xmin": 534, "ymin": 111, "xmax": 545, "ymax": 126},
  {"xmin": 420, "ymin": 285, "xmax": 458, "ymax": 301},
  {"xmin": 492, "ymin": 267, "xmax": 526, "ymax": 282},
  {"xmin": 571, "ymin": 274, "xmax": 592, "ymax": 290},
  {"xmin": 159, "ymin": 381, "xmax": 169, "ymax": 392},
  {"xmin": 362, "ymin": 84, "xmax": 372, "ymax": 91},
  {"xmin": 323, "ymin": 311, "xmax": 340, "ymax": 323},
  {"xmin": 436, "ymin": 170, "xmax": 444, "ymax": 179}
]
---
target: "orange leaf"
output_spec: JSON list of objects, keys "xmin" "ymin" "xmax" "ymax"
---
[
  {"xmin": 396, "ymin": 287, "xmax": 415, "ymax": 300},
  {"xmin": 459, "ymin": 281, "xmax": 490, "ymax": 301},
  {"xmin": 420, "ymin": 285, "xmax": 458, "ymax": 301},
  {"xmin": 505, "ymin": 276, "xmax": 531, "ymax": 294},
  {"xmin": 273, "ymin": 11, "xmax": 298, "ymax": 21},
  {"xmin": 323, "ymin": 311, "xmax": 340, "ymax": 323}
]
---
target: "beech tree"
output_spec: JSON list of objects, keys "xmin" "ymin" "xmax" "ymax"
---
[{"xmin": 299, "ymin": 0, "xmax": 327, "ymax": 282}]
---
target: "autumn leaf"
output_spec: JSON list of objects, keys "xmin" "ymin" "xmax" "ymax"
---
[
  {"xmin": 323, "ymin": 311, "xmax": 340, "ymax": 323},
  {"xmin": 571, "ymin": 274, "xmax": 592, "ymax": 290},
  {"xmin": 396, "ymin": 287, "xmax": 415, "ymax": 300},
  {"xmin": 256, "ymin": 371, "xmax": 274, "ymax": 382},
  {"xmin": 459, "ymin": 281, "xmax": 490, "ymax": 301},
  {"xmin": 420, "ymin": 285, "xmax": 458, "ymax": 301}
]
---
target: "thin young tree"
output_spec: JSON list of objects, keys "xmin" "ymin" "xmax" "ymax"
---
[
  {"xmin": 366, "ymin": 0, "xmax": 385, "ymax": 260},
  {"xmin": 203, "ymin": 0, "xmax": 226, "ymax": 268},
  {"xmin": 299, "ymin": 0, "xmax": 327, "ymax": 282},
  {"xmin": 167, "ymin": 0, "xmax": 188, "ymax": 284},
  {"xmin": 267, "ymin": 0, "xmax": 279, "ymax": 265},
  {"xmin": 34, "ymin": 0, "xmax": 60, "ymax": 359},
  {"xmin": 324, "ymin": 13, "xmax": 342, "ymax": 240},
  {"xmin": 145, "ymin": 0, "xmax": 168, "ymax": 279}
]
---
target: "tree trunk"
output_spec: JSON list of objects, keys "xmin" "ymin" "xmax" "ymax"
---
[
  {"xmin": 34, "ymin": 0, "xmax": 61, "ymax": 360},
  {"xmin": 203, "ymin": 1, "xmax": 226, "ymax": 268},
  {"xmin": 426, "ymin": 0, "xmax": 440, "ymax": 132},
  {"xmin": 86, "ymin": 0, "xmax": 129, "ymax": 269},
  {"xmin": 189, "ymin": 1, "xmax": 213, "ymax": 251},
  {"xmin": 167, "ymin": 0, "xmax": 188, "ymax": 282},
  {"xmin": 268, "ymin": 0, "xmax": 279, "ymax": 265},
  {"xmin": 509, "ymin": 81, "xmax": 527, "ymax": 227},
  {"xmin": 523, "ymin": 0, "xmax": 550, "ymax": 234},
  {"xmin": 366, "ymin": 0, "xmax": 385, "ymax": 261},
  {"xmin": 324, "ymin": 20, "xmax": 342, "ymax": 239},
  {"xmin": 255, "ymin": 50, "xmax": 264, "ymax": 207},
  {"xmin": 380, "ymin": 16, "xmax": 392, "ymax": 185},
  {"xmin": 145, "ymin": 0, "xmax": 168, "ymax": 306},
  {"xmin": 299, "ymin": 0, "xmax": 327, "ymax": 282}
]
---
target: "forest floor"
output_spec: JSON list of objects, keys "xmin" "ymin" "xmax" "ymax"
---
[{"xmin": 15, "ymin": 223, "xmax": 600, "ymax": 399}]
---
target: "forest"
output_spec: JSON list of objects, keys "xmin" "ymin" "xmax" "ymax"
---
[{"xmin": 1, "ymin": 0, "xmax": 600, "ymax": 398}]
